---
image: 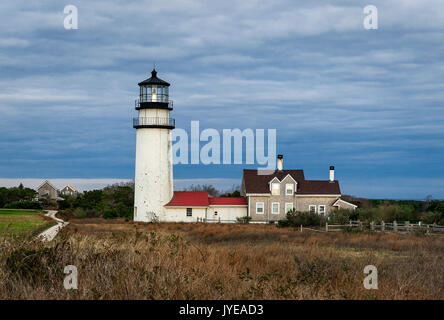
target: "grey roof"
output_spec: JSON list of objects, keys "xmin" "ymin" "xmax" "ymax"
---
[
  {"xmin": 138, "ymin": 69, "xmax": 170, "ymax": 86},
  {"xmin": 37, "ymin": 180, "xmax": 58, "ymax": 191}
]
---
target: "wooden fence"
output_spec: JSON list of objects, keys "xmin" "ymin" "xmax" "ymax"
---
[
  {"xmin": 325, "ymin": 220, "xmax": 444, "ymax": 235},
  {"xmin": 197, "ymin": 217, "xmax": 237, "ymax": 223},
  {"xmin": 195, "ymin": 217, "xmax": 444, "ymax": 235}
]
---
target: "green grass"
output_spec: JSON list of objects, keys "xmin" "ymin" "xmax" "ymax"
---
[
  {"xmin": 0, "ymin": 209, "xmax": 42, "ymax": 215},
  {"xmin": 0, "ymin": 209, "xmax": 54, "ymax": 236}
]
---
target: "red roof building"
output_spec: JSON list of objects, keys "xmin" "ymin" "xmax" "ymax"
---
[
  {"xmin": 209, "ymin": 197, "xmax": 248, "ymax": 206},
  {"xmin": 165, "ymin": 191, "xmax": 247, "ymax": 208}
]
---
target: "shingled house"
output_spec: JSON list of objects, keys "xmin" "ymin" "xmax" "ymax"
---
[
  {"xmin": 241, "ymin": 155, "xmax": 356, "ymax": 222},
  {"xmin": 37, "ymin": 180, "xmax": 59, "ymax": 202},
  {"xmin": 60, "ymin": 185, "xmax": 78, "ymax": 197}
]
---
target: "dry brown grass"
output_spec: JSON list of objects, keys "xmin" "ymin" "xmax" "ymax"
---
[{"xmin": 0, "ymin": 219, "xmax": 442, "ymax": 300}]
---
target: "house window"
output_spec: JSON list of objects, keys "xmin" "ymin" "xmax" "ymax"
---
[
  {"xmin": 285, "ymin": 202, "xmax": 294, "ymax": 213},
  {"xmin": 256, "ymin": 202, "xmax": 264, "ymax": 214},
  {"xmin": 309, "ymin": 205, "xmax": 316, "ymax": 214},
  {"xmin": 272, "ymin": 202, "xmax": 280, "ymax": 214},
  {"xmin": 186, "ymin": 208, "xmax": 192, "ymax": 217},
  {"xmin": 286, "ymin": 184, "xmax": 294, "ymax": 195},
  {"xmin": 271, "ymin": 183, "xmax": 280, "ymax": 195},
  {"xmin": 318, "ymin": 205, "xmax": 326, "ymax": 215}
]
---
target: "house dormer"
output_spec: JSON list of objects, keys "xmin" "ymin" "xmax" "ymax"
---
[
  {"xmin": 281, "ymin": 173, "xmax": 298, "ymax": 195},
  {"xmin": 269, "ymin": 177, "xmax": 281, "ymax": 195}
]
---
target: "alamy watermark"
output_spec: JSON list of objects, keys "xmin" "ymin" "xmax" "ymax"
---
[
  {"xmin": 172, "ymin": 121, "xmax": 276, "ymax": 172},
  {"xmin": 363, "ymin": 265, "xmax": 378, "ymax": 289},
  {"xmin": 363, "ymin": 5, "xmax": 378, "ymax": 30},
  {"xmin": 64, "ymin": 5, "xmax": 78, "ymax": 30},
  {"xmin": 64, "ymin": 265, "xmax": 78, "ymax": 290},
  {"xmin": 62, "ymin": 5, "xmax": 377, "ymax": 31}
]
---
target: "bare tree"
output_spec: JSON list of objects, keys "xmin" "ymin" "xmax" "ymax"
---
[{"xmin": 182, "ymin": 184, "xmax": 220, "ymax": 197}]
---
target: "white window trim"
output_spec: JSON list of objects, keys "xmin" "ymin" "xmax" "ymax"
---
[
  {"xmin": 285, "ymin": 202, "xmax": 294, "ymax": 213},
  {"xmin": 285, "ymin": 184, "xmax": 294, "ymax": 195},
  {"xmin": 309, "ymin": 205, "xmax": 317, "ymax": 214},
  {"xmin": 256, "ymin": 202, "xmax": 264, "ymax": 214},
  {"xmin": 271, "ymin": 183, "xmax": 280, "ymax": 195},
  {"xmin": 271, "ymin": 202, "xmax": 280, "ymax": 215},
  {"xmin": 318, "ymin": 205, "xmax": 326, "ymax": 215}
]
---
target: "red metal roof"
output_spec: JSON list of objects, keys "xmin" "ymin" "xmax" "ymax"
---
[
  {"xmin": 164, "ymin": 191, "xmax": 247, "ymax": 207},
  {"xmin": 209, "ymin": 197, "xmax": 248, "ymax": 206},
  {"xmin": 164, "ymin": 191, "xmax": 209, "ymax": 207}
]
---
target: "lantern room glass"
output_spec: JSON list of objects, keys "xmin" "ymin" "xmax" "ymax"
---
[{"xmin": 140, "ymin": 85, "xmax": 169, "ymax": 103}]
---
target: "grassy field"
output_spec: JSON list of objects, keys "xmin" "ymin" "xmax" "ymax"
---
[
  {"xmin": 0, "ymin": 218, "xmax": 442, "ymax": 300},
  {"xmin": 0, "ymin": 209, "xmax": 54, "ymax": 237}
]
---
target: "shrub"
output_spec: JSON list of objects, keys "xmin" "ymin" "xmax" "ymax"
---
[
  {"xmin": 4, "ymin": 200, "xmax": 42, "ymax": 209},
  {"xmin": 5, "ymin": 247, "xmax": 63, "ymax": 283},
  {"xmin": 277, "ymin": 219, "xmax": 290, "ymax": 228},
  {"xmin": 57, "ymin": 198, "xmax": 71, "ymax": 210},
  {"xmin": 280, "ymin": 210, "xmax": 326, "ymax": 227},
  {"xmin": 296, "ymin": 257, "xmax": 337, "ymax": 285},
  {"xmin": 103, "ymin": 208, "xmax": 118, "ymax": 219},
  {"xmin": 355, "ymin": 208, "xmax": 380, "ymax": 222},
  {"xmin": 236, "ymin": 216, "xmax": 252, "ymax": 224},
  {"xmin": 421, "ymin": 211, "xmax": 443, "ymax": 225},
  {"xmin": 72, "ymin": 208, "xmax": 87, "ymax": 218},
  {"xmin": 379, "ymin": 203, "xmax": 414, "ymax": 222},
  {"xmin": 342, "ymin": 226, "xmax": 361, "ymax": 233},
  {"xmin": 328, "ymin": 210, "xmax": 351, "ymax": 224}
]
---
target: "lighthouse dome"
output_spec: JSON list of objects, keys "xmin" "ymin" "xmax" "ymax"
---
[{"xmin": 138, "ymin": 69, "xmax": 170, "ymax": 86}]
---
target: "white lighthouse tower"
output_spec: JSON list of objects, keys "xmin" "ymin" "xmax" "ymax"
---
[{"xmin": 133, "ymin": 69, "xmax": 174, "ymax": 222}]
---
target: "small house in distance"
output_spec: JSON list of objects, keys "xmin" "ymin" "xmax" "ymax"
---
[
  {"xmin": 60, "ymin": 185, "xmax": 78, "ymax": 197},
  {"xmin": 37, "ymin": 180, "xmax": 59, "ymax": 202}
]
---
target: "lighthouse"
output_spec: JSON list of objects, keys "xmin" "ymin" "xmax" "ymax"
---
[{"xmin": 133, "ymin": 69, "xmax": 174, "ymax": 222}]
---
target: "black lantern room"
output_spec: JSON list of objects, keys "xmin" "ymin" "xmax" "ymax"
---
[{"xmin": 136, "ymin": 69, "xmax": 173, "ymax": 110}]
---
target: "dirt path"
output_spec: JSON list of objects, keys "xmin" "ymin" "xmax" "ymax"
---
[{"xmin": 37, "ymin": 210, "xmax": 69, "ymax": 242}]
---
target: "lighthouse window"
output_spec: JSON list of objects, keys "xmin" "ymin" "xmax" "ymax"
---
[{"xmin": 186, "ymin": 208, "xmax": 192, "ymax": 217}]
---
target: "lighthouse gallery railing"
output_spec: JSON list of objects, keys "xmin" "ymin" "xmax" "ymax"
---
[{"xmin": 133, "ymin": 117, "xmax": 175, "ymax": 128}]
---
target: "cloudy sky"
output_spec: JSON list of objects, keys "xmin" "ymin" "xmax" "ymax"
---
[{"xmin": 1, "ymin": 0, "xmax": 444, "ymax": 199}]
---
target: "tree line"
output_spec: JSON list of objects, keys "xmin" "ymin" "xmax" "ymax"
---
[
  {"xmin": 2, "ymin": 182, "xmax": 443, "ymax": 225},
  {"xmin": 0, "ymin": 184, "xmax": 41, "ymax": 209}
]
